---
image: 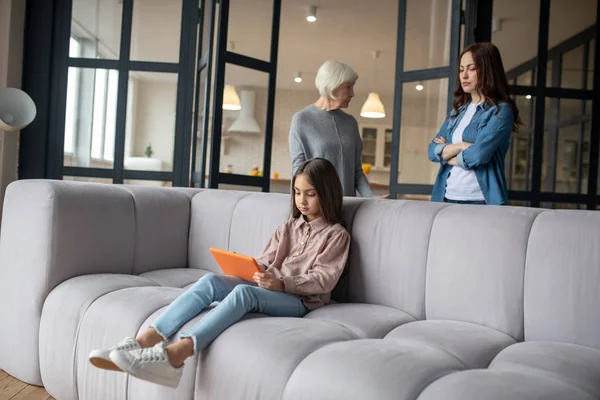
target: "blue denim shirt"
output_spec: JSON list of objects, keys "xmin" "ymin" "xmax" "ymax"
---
[{"xmin": 428, "ymin": 101, "xmax": 514, "ymax": 205}]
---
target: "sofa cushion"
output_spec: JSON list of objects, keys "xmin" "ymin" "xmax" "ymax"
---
[
  {"xmin": 489, "ymin": 342, "xmax": 600, "ymax": 398},
  {"xmin": 425, "ymin": 205, "xmax": 541, "ymax": 341},
  {"xmin": 385, "ymin": 320, "xmax": 516, "ymax": 368},
  {"xmin": 416, "ymin": 370, "xmax": 595, "ymax": 400},
  {"xmin": 39, "ymin": 274, "xmax": 157, "ymax": 400},
  {"xmin": 188, "ymin": 190, "xmax": 251, "ymax": 273},
  {"xmin": 126, "ymin": 304, "xmax": 223, "ymax": 400},
  {"xmin": 122, "ymin": 186, "xmax": 193, "ymax": 275},
  {"xmin": 304, "ymin": 303, "xmax": 415, "ymax": 338},
  {"xmin": 347, "ymin": 200, "xmax": 448, "ymax": 319},
  {"xmin": 194, "ymin": 317, "xmax": 357, "ymax": 400},
  {"xmin": 74, "ymin": 286, "xmax": 184, "ymax": 400},
  {"xmin": 139, "ymin": 268, "xmax": 211, "ymax": 288},
  {"xmin": 282, "ymin": 340, "xmax": 464, "ymax": 400},
  {"xmin": 524, "ymin": 210, "xmax": 600, "ymax": 349},
  {"xmin": 227, "ymin": 192, "xmax": 291, "ymax": 257}
]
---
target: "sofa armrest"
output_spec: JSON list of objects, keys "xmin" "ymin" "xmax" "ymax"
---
[{"xmin": 0, "ymin": 179, "xmax": 136, "ymax": 383}]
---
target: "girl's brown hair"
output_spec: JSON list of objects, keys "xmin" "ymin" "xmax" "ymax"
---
[
  {"xmin": 291, "ymin": 158, "xmax": 343, "ymax": 225},
  {"xmin": 452, "ymin": 42, "xmax": 523, "ymax": 133}
]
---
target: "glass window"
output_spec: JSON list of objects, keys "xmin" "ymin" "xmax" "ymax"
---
[
  {"xmin": 103, "ymin": 71, "xmax": 118, "ymax": 161},
  {"xmin": 361, "ymin": 127, "xmax": 377, "ymax": 166},
  {"xmin": 91, "ymin": 69, "xmax": 108, "ymax": 159},
  {"xmin": 384, "ymin": 128, "xmax": 392, "ymax": 168},
  {"xmin": 516, "ymin": 71, "xmax": 534, "ymax": 86},
  {"xmin": 541, "ymin": 99, "xmax": 592, "ymax": 194},
  {"xmin": 398, "ymin": 78, "xmax": 449, "ymax": 185},
  {"xmin": 64, "ymin": 38, "xmax": 82, "ymax": 154},
  {"xmin": 70, "ymin": 0, "xmax": 122, "ymax": 59},
  {"xmin": 506, "ymin": 95, "xmax": 535, "ymax": 191},
  {"xmin": 124, "ymin": 180, "xmax": 171, "ymax": 187},
  {"xmin": 404, "ymin": 0, "xmax": 452, "ymax": 71},
  {"xmin": 588, "ymin": 39, "xmax": 595, "ymax": 90},
  {"xmin": 492, "ymin": 0, "xmax": 540, "ymax": 80},
  {"xmin": 272, "ymin": 0, "xmax": 397, "ymax": 191},
  {"xmin": 540, "ymin": 202, "xmax": 586, "ymax": 210},
  {"xmin": 548, "ymin": 0, "xmax": 597, "ymax": 88},
  {"xmin": 130, "ymin": 0, "xmax": 182, "ymax": 63},
  {"xmin": 560, "ymin": 45, "xmax": 585, "ymax": 89},
  {"xmin": 124, "ymin": 72, "xmax": 178, "ymax": 172},
  {"xmin": 63, "ymin": 67, "xmax": 119, "ymax": 168},
  {"xmin": 63, "ymin": 176, "xmax": 112, "ymax": 184},
  {"xmin": 218, "ymin": 65, "xmax": 269, "ymax": 177},
  {"xmin": 228, "ymin": 0, "xmax": 273, "ymax": 61}
]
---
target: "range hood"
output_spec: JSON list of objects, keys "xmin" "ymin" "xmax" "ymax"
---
[{"xmin": 228, "ymin": 90, "xmax": 261, "ymax": 133}]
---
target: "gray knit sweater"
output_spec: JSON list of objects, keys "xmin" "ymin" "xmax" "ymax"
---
[{"xmin": 289, "ymin": 105, "xmax": 374, "ymax": 197}]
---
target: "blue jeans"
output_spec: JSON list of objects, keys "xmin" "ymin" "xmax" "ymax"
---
[
  {"xmin": 151, "ymin": 273, "xmax": 309, "ymax": 354},
  {"xmin": 444, "ymin": 198, "xmax": 487, "ymax": 205}
]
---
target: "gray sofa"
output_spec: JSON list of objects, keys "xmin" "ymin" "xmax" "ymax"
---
[{"xmin": 0, "ymin": 180, "xmax": 599, "ymax": 400}]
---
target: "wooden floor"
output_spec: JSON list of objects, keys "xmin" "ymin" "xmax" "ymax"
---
[{"xmin": 0, "ymin": 370, "xmax": 53, "ymax": 400}]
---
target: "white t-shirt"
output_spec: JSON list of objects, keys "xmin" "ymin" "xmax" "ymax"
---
[{"xmin": 445, "ymin": 102, "xmax": 485, "ymax": 201}]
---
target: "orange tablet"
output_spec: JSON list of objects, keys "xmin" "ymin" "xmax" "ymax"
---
[{"xmin": 209, "ymin": 248, "xmax": 263, "ymax": 282}]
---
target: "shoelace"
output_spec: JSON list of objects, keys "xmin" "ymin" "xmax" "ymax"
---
[
  {"xmin": 116, "ymin": 340, "xmax": 138, "ymax": 351},
  {"xmin": 138, "ymin": 346, "xmax": 166, "ymax": 363}
]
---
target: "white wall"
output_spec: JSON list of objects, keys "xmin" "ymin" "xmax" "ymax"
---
[{"xmin": 0, "ymin": 0, "xmax": 26, "ymax": 218}]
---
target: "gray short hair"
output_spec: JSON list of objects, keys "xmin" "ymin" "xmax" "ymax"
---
[{"xmin": 315, "ymin": 61, "xmax": 359, "ymax": 100}]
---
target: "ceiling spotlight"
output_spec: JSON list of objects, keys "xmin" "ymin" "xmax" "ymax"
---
[
  {"xmin": 526, "ymin": 94, "xmax": 532, "ymax": 99},
  {"xmin": 307, "ymin": 6, "xmax": 317, "ymax": 22},
  {"xmin": 294, "ymin": 72, "xmax": 303, "ymax": 83},
  {"xmin": 416, "ymin": 83, "xmax": 424, "ymax": 91}
]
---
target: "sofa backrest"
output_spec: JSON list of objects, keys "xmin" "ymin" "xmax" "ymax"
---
[
  {"xmin": 185, "ymin": 189, "xmax": 600, "ymax": 349},
  {"xmin": 188, "ymin": 190, "xmax": 291, "ymax": 272},
  {"xmin": 523, "ymin": 210, "xmax": 600, "ymax": 349},
  {"xmin": 345, "ymin": 200, "xmax": 446, "ymax": 320},
  {"xmin": 424, "ymin": 205, "xmax": 541, "ymax": 341},
  {"xmin": 122, "ymin": 186, "xmax": 200, "ymax": 274}
]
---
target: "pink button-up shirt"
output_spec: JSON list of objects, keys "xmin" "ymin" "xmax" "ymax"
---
[{"xmin": 255, "ymin": 216, "xmax": 350, "ymax": 310}]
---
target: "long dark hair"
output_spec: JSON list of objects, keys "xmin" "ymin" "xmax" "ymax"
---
[
  {"xmin": 452, "ymin": 42, "xmax": 523, "ymax": 133},
  {"xmin": 291, "ymin": 158, "xmax": 343, "ymax": 225}
]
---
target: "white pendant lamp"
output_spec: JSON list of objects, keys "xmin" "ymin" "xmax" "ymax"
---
[
  {"xmin": 360, "ymin": 92, "xmax": 386, "ymax": 118},
  {"xmin": 223, "ymin": 85, "xmax": 241, "ymax": 111},
  {"xmin": 307, "ymin": 6, "xmax": 317, "ymax": 22},
  {"xmin": 360, "ymin": 50, "xmax": 386, "ymax": 119}
]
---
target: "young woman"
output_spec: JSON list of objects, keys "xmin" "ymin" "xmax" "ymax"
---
[
  {"xmin": 428, "ymin": 42, "xmax": 523, "ymax": 205},
  {"xmin": 88, "ymin": 158, "xmax": 351, "ymax": 388},
  {"xmin": 289, "ymin": 60, "xmax": 389, "ymax": 198}
]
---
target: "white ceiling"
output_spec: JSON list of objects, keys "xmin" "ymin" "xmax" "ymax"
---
[{"xmin": 74, "ymin": 0, "xmax": 597, "ymax": 95}]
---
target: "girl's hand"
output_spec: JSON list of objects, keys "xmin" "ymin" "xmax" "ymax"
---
[
  {"xmin": 433, "ymin": 137, "xmax": 446, "ymax": 144},
  {"xmin": 253, "ymin": 272, "xmax": 284, "ymax": 292},
  {"xmin": 462, "ymin": 142, "xmax": 473, "ymax": 151}
]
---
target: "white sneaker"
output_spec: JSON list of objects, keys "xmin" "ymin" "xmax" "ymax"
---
[
  {"xmin": 89, "ymin": 337, "xmax": 141, "ymax": 371},
  {"xmin": 110, "ymin": 342, "xmax": 183, "ymax": 388}
]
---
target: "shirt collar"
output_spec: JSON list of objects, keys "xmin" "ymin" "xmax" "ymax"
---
[
  {"xmin": 293, "ymin": 216, "xmax": 329, "ymax": 234},
  {"xmin": 458, "ymin": 102, "xmax": 470, "ymax": 113},
  {"xmin": 459, "ymin": 99, "xmax": 492, "ymax": 114}
]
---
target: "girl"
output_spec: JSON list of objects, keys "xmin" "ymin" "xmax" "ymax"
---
[
  {"xmin": 88, "ymin": 158, "xmax": 350, "ymax": 388},
  {"xmin": 428, "ymin": 42, "xmax": 523, "ymax": 205}
]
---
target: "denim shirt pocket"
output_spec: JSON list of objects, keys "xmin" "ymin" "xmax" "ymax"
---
[
  {"xmin": 477, "ymin": 110, "xmax": 494, "ymax": 129},
  {"xmin": 447, "ymin": 116, "xmax": 459, "ymax": 130}
]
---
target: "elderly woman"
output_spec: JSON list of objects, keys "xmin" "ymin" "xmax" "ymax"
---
[{"xmin": 289, "ymin": 60, "xmax": 384, "ymax": 198}]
